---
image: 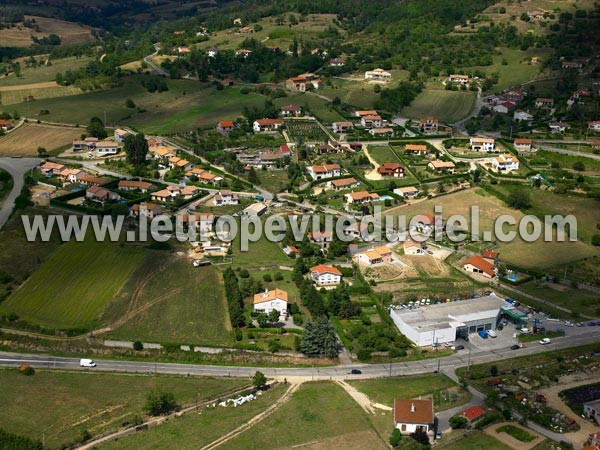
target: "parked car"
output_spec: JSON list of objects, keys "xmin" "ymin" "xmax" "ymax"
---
[
  {"xmin": 497, "ymin": 324, "xmax": 504, "ymax": 331},
  {"xmin": 520, "ymin": 328, "xmax": 530, "ymax": 334},
  {"xmin": 455, "ymin": 345, "xmax": 465, "ymax": 350},
  {"xmin": 435, "ymin": 431, "xmax": 442, "ymax": 440},
  {"xmin": 539, "ymin": 338, "xmax": 551, "ymax": 345},
  {"xmin": 564, "ymin": 321, "xmax": 574, "ymax": 327},
  {"xmin": 79, "ymin": 358, "xmax": 96, "ymax": 367},
  {"xmin": 349, "ymin": 369, "xmax": 362, "ymax": 375},
  {"xmin": 478, "ymin": 330, "xmax": 488, "ymax": 339},
  {"xmin": 487, "ymin": 330, "xmax": 497, "ymax": 338},
  {"xmin": 510, "ymin": 344, "xmax": 520, "ymax": 350}
]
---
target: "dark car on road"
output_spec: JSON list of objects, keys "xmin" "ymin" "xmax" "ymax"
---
[
  {"xmin": 455, "ymin": 345, "xmax": 465, "ymax": 350},
  {"xmin": 510, "ymin": 344, "xmax": 520, "ymax": 350},
  {"xmin": 349, "ymin": 369, "xmax": 362, "ymax": 375}
]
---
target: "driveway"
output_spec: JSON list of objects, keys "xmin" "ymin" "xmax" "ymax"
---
[{"xmin": 0, "ymin": 157, "xmax": 41, "ymax": 229}]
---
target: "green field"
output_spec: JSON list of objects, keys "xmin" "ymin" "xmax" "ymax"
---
[
  {"xmin": 101, "ymin": 383, "xmax": 287, "ymax": 450},
  {"xmin": 515, "ymin": 281, "xmax": 600, "ymax": 318},
  {"xmin": 274, "ymin": 93, "xmax": 344, "ymax": 123},
  {"xmin": 0, "ymin": 84, "xmax": 83, "ymax": 105},
  {"xmin": 0, "ymin": 369, "xmax": 247, "ymax": 449},
  {"xmin": 0, "ymin": 235, "xmax": 144, "ymax": 330},
  {"xmin": 0, "ymin": 56, "xmax": 93, "ymax": 87},
  {"xmin": 444, "ymin": 431, "xmax": 511, "ymax": 450},
  {"xmin": 0, "ymin": 207, "xmax": 65, "ymax": 300},
  {"xmin": 402, "ymin": 89, "xmax": 476, "ymax": 123},
  {"xmin": 7, "ymin": 80, "xmax": 269, "ymax": 134},
  {"xmin": 232, "ymin": 225, "xmax": 292, "ymax": 269},
  {"xmin": 218, "ymin": 382, "xmax": 386, "ymax": 450},
  {"xmin": 348, "ymin": 374, "xmax": 469, "ymax": 412},
  {"xmin": 104, "ymin": 257, "xmax": 233, "ymax": 346},
  {"xmin": 477, "ymin": 47, "xmax": 549, "ymax": 92}
]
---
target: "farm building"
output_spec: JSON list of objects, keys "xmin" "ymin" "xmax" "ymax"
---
[{"xmin": 389, "ymin": 294, "xmax": 510, "ymax": 347}]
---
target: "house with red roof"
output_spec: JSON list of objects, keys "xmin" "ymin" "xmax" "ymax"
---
[
  {"xmin": 460, "ymin": 405, "xmax": 486, "ymax": 423},
  {"xmin": 310, "ymin": 265, "xmax": 342, "ymax": 286},
  {"xmin": 378, "ymin": 162, "xmax": 405, "ymax": 178},
  {"xmin": 463, "ymin": 255, "xmax": 497, "ymax": 278},
  {"xmin": 393, "ymin": 399, "xmax": 435, "ymax": 435},
  {"xmin": 253, "ymin": 118, "xmax": 284, "ymax": 132},
  {"xmin": 217, "ymin": 120, "xmax": 235, "ymax": 133}
]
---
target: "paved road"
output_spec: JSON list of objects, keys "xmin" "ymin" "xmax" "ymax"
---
[
  {"xmin": 536, "ymin": 143, "xmax": 600, "ymax": 160},
  {"xmin": 0, "ymin": 330, "xmax": 597, "ymax": 380},
  {"xmin": 144, "ymin": 44, "xmax": 170, "ymax": 77},
  {"xmin": 0, "ymin": 157, "xmax": 41, "ymax": 229}
]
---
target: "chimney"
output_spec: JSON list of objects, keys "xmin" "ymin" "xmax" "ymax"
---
[
  {"xmin": 411, "ymin": 403, "xmax": 415, "ymax": 413},
  {"xmin": 264, "ymin": 289, "xmax": 268, "ymax": 298}
]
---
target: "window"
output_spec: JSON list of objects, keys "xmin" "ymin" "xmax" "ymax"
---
[{"xmin": 401, "ymin": 424, "xmax": 407, "ymax": 432}]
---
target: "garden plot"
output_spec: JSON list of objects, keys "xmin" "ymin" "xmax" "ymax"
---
[{"xmin": 285, "ymin": 119, "xmax": 330, "ymax": 143}]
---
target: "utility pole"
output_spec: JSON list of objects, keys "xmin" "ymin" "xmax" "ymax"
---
[{"xmin": 467, "ymin": 347, "xmax": 472, "ymax": 372}]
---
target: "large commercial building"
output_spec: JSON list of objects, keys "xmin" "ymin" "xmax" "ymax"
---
[{"xmin": 389, "ymin": 294, "xmax": 514, "ymax": 347}]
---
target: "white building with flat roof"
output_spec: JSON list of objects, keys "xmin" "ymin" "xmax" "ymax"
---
[{"xmin": 390, "ymin": 295, "xmax": 510, "ymax": 347}]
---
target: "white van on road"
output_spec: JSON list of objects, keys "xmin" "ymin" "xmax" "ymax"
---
[{"xmin": 79, "ymin": 358, "xmax": 96, "ymax": 367}]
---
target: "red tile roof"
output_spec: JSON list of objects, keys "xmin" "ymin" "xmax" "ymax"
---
[
  {"xmin": 464, "ymin": 255, "xmax": 496, "ymax": 277},
  {"xmin": 393, "ymin": 399, "xmax": 434, "ymax": 425},
  {"xmin": 481, "ymin": 250, "xmax": 498, "ymax": 260},
  {"xmin": 460, "ymin": 405, "xmax": 486, "ymax": 421},
  {"xmin": 310, "ymin": 265, "xmax": 342, "ymax": 276}
]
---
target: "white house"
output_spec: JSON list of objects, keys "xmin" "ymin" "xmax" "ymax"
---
[
  {"xmin": 253, "ymin": 118, "xmax": 283, "ymax": 132},
  {"xmin": 448, "ymin": 74, "xmax": 469, "ymax": 84},
  {"xmin": 394, "ymin": 186, "xmax": 420, "ymax": 199},
  {"xmin": 352, "ymin": 246, "xmax": 392, "ymax": 266},
  {"xmin": 253, "ymin": 289, "xmax": 288, "ymax": 320},
  {"xmin": 549, "ymin": 122, "xmax": 570, "ymax": 133},
  {"xmin": 307, "ymin": 164, "xmax": 341, "ymax": 180},
  {"xmin": 114, "ymin": 128, "xmax": 131, "ymax": 143},
  {"xmin": 588, "ymin": 121, "xmax": 600, "ymax": 132},
  {"xmin": 492, "ymin": 154, "xmax": 520, "ymax": 172},
  {"xmin": 360, "ymin": 115, "xmax": 382, "ymax": 128},
  {"xmin": 493, "ymin": 101, "xmax": 515, "ymax": 114},
  {"xmin": 513, "ymin": 138, "xmax": 532, "ymax": 152},
  {"xmin": 584, "ymin": 399, "xmax": 600, "ymax": 425},
  {"xmin": 332, "ymin": 122, "xmax": 354, "ymax": 134},
  {"xmin": 403, "ymin": 239, "xmax": 424, "ymax": 255},
  {"xmin": 310, "ymin": 265, "xmax": 342, "ymax": 286},
  {"xmin": 534, "ymin": 98, "xmax": 553, "ymax": 109},
  {"xmin": 470, "ymin": 137, "xmax": 495, "ymax": 152},
  {"xmin": 365, "ymin": 68, "xmax": 391, "ymax": 81},
  {"xmin": 242, "ymin": 202, "xmax": 267, "ymax": 218},
  {"xmin": 95, "ymin": 141, "xmax": 121, "ymax": 156},
  {"xmin": 345, "ymin": 191, "xmax": 379, "ymax": 204},
  {"xmin": 206, "ymin": 48, "xmax": 220, "ymax": 57},
  {"xmin": 214, "ymin": 190, "xmax": 239, "ymax": 206},
  {"xmin": 513, "ymin": 110, "xmax": 534, "ymax": 122},
  {"xmin": 463, "ymin": 255, "xmax": 496, "ymax": 278},
  {"xmin": 393, "ymin": 399, "xmax": 435, "ymax": 435}
]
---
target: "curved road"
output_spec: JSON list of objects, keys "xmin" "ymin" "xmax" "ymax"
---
[
  {"xmin": 0, "ymin": 330, "xmax": 597, "ymax": 380},
  {"xmin": 0, "ymin": 157, "xmax": 41, "ymax": 229}
]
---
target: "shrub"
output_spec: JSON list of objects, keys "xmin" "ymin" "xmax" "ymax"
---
[
  {"xmin": 263, "ymin": 274, "xmax": 273, "ymax": 282},
  {"xmin": 449, "ymin": 416, "xmax": 468, "ymax": 429},
  {"xmin": 145, "ymin": 390, "xmax": 177, "ymax": 416},
  {"xmin": 133, "ymin": 341, "xmax": 144, "ymax": 351}
]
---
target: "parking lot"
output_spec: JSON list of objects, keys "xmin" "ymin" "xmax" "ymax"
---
[{"xmin": 465, "ymin": 321, "xmax": 521, "ymax": 352}]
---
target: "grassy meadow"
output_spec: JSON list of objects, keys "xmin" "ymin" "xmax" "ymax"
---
[
  {"xmin": 101, "ymin": 383, "xmax": 288, "ymax": 450},
  {"xmin": 0, "ymin": 122, "xmax": 83, "ymax": 156},
  {"xmin": 104, "ymin": 257, "xmax": 233, "ymax": 346},
  {"xmin": 0, "ymin": 235, "xmax": 144, "ymax": 330},
  {"xmin": 0, "ymin": 369, "xmax": 247, "ymax": 449},
  {"xmin": 218, "ymin": 382, "xmax": 386, "ymax": 450},
  {"xmin": 402, "ymin": 88, "xmax": 476, "ymax": 123}
]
